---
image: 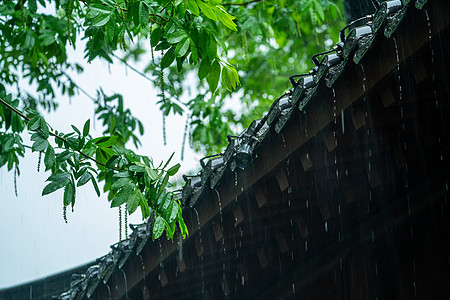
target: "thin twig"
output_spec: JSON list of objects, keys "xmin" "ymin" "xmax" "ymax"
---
[
  {"xmin": 159, "ymin": 0, "xmax": 172, "ymax": 13},
  {"xmin": 150, "ymin": 13, "xmax": 169, "ymax": 22},
  {"xmin": 149, "ymin": 16, "xmax": 161, "ymax": 25},
  {"xmin": 222, "ymin": 0, "xmax": 262, "ymax": 6},
  {"xmin": 0, "ymin": 97, "xmax": 106, "ymax": 167}
]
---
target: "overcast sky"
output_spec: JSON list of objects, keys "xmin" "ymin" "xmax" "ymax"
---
[{"xmin": 0, "ymin": 42, "xmax": 202, "ymax": 288}]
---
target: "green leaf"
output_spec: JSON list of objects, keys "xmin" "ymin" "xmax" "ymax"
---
[
  {"xmin": 161, "ymin": 46, "xmax": 176, "ymax": 69},
  {"xmin": 175, "ymin": 37, "xmax": 190, "ymax": 57},
  {"xmin": 145, "ymin": 166, "xmax": 159, "ymax": 181},
  {"xmin": 187, "ymin": 0, "xmax": 199, "ymax": 16},
  {"xmin": 92, "ymin": 13, "xmax": 111, "ymax": 27},
  {"xmin": 95, "ymin": 135, "xmax": 118, "ymax": 148},
  {"xmin": 71, "ymin": 125, "xmax": 81, "ymax": 135},
  {"xmin": 64, "ymin": 181, "xmax": 75, "ymax": 206},
  {"xmin": 89, "ymin": 173, "xmax": 101, "ymax": 197},
  {"xmin": 83, "ymin": 119, "xmax": 90, "ymax": 137},
  {"xmin": 197, "ymin": 0, "xmax": 217, "ymax": 21},
  {"xmin": 129, "ymin": 164, "xmax": 145, "ymax": 172},
  {"xmin": 178, "ymin": 213, "xmax": 189, "ymax": 238},
  {"xmin": 151, "ymin": 27, "xmax": 164, "ymax": 47},
  {"xmin": 111, "ymin": 184, "xmax": 133, "ymax": 207},
  {"xmin": 187, "ymin": 39, "xmax": 197, "ymax": 64},
  {"xmin": 28, "ymin": 116, "xmax": 41, "ymax": 131},
  {"xmin": 40, "ymin": 118, "xmax": 49, "ymax": 138},
  {"xmin": 32, "ymin": 138, "xmax": 49, "ymax": 152},
  {"xmin": 139, "ymin": 2, "xmax": 149, "ymax": 27},
  {"xmin": 28, "ymin": 0, "xmax": 37, "ymax": 13},
  {"xmin": 207, "ymin": 34, "xmax": 217, "ymax": 60},
  {"xmin": 168, "ymin": 200, "xmax": 179, "ymax": 223},
  {"xmin": 198, "ymin": 58, "xmax": 211, "ymax": 80},
  {"xmin": 127, "ymin": 189, "xmax": 140, "ymax": 214},
  {"xmin": 44, "ymin": 145, "xmax": 55, "ymax": 170},
  {"xmin": 77, "ymin": 172, "xmax": 91, "ymax": 187},
  {"xmin": 213, "ymin": 6, "xmax": 237, "ymax": 31},
  {"xmin": 167, "ymin": 31, "xmax": 188, "ymax": 44},
  {"xmin": 111, "ymin": 178, "xmax": 133, "ymax": 190},
  {"xmin": 167, "ymin": 163, "xmax": 181, "ymax": 176},
  {"xmin": 207, "ymin": 61, "xmax": 221, "ymax": 92},
  {"xmin": 139, "ymin": 193, "xmax": 150, "ymax": 218},
  {"xmin": 42, "ymin": 180, "xmax": 68, "ymax": 196},
  {"xmin": 152, "ymin": 215, "xmax": 165, "ymax": 239}
]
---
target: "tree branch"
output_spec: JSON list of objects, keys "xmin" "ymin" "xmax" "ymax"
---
[
  {"xmin": 0, "ymin": 97, "xmax": 106, "ymax": 167},
  {"xmin": 221, "ymin": 0, "xmax": 263, "ymax": 6}
]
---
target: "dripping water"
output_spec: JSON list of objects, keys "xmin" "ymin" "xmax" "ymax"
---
[
  {"xmin": 280, "ymin": 133, "xmax": 287, "ymax": 148},
  {"xmin": 215, "ymin": 189, "xmax": 226, "ymax": 282},
  {"xmin": 105, "ymin": 283, "xmax": 112, "ymax": 300},
  {"xmin": 193, "ymin": 208, "xmax": 205, "ymax": 295},
  {"xmin": 393, "ymin": 38, "xmax": 403, "ymax": 102},
  {"xmin": 120, "ymin": 269, "xmax": 128, "ymax": 300},
  {"xmin": 393, "ymin": 37, "xmax": 411, "ymax": 218},
  {"xmin": 234, "ymin": 171, "xmax": 238, "ymax": 186},
  {"xmin": 138, "ymin": 255, "xmax": 146, "ymax": 292},
  {"xmin": 425, "ymin": 9, "xmax": 444, "ymax": 170},
  {"xmin": 159, "ymin": 241, "xmax": 164, "ymax": 268}
]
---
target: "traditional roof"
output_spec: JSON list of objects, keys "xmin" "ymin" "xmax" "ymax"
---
[{"xmin": 2, "ymin": 0, "xmax": 450, "ymax": 299}]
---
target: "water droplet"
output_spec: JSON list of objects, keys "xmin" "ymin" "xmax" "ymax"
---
[
  {"xmin": 325, "ymin": 221, "xmax": 328, "ymax": 232},
  {"xmin": 280, "ymin": 133, "xmax": 286, "ymax": 148}
]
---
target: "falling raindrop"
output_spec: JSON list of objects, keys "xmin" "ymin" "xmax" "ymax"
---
[
  {"xmin": 181, "ymin": 115, "xmax": 190, "ymax": 161},
  {"xmin": 234, "ymin": 171, "xmax": 238, "ymax": 186},
  {"xmin": 292, "ymin": 283, "xmax": 296, "ymax": 294},
  {"xmin": 139, "ymin": 255, "xmax": 146, "ymax": 280},
  {"xmin": 325, "ymin": 221, "xmax": 328, "ymax": 232},
  {"xmin": 341, "ymin": 110, "xmax": 345, "ymax": 134},
  {"xmin": 305, "ymin": 240, "xmax": 308, "ymax": 252},
  {"xmin": 192, "ymin": 208, "xmax": 205, "ymax": 295}
]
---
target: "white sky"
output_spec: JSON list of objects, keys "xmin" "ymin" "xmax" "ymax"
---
[{"xmin": 0, "ymin": 41, "xmax": 202, "ymax": 288}]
